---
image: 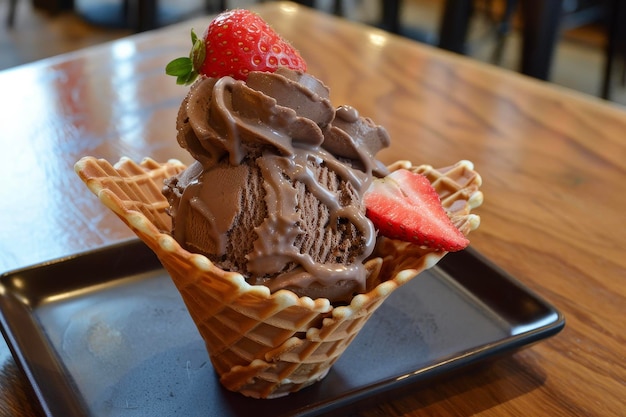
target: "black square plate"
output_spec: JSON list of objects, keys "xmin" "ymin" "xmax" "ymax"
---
[{"xmin": 0, "ymin": 239, "xmax": 564, "ymax": 417}]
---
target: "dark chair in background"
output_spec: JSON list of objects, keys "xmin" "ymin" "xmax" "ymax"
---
[
  {"xmin": 601, "ymin": 0, "xmax": 625, "ymax": 99},
  {"xmin": 435, "ymin": 0, "xmax": 624, "ymax": 100},
  {"xmin": 7, "ymin": 0, "xmax": 17, "ymax": 26}
]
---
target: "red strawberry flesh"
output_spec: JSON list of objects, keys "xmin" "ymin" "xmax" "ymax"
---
[{"xmin": 364, "ymin": 169, "xmax": 469, "ymax": 252}]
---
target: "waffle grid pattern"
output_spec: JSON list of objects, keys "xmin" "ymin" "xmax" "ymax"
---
[
  {"xmin": 75, "ymin": 156, "xmax": 483, "ymax": 399},
  {"xmin": 75, "ymin": 157, "xmax": 186, "ymax": 232}
]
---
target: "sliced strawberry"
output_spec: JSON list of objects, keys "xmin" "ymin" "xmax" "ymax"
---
[
  {"xmin": 165, "ymin": 9, "xmax": 307, "ymax": 84},
  {"xmin": 364, "ymin": 169, "xmax": 469, "ymax": 252}
]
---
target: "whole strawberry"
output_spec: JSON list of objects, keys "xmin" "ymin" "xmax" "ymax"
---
[{"xmin": 166, "ymin": 9, "xmax": 307, "ymax": 84}]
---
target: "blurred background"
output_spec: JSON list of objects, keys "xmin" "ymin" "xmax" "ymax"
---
[{"xmin": 1, "ymin": 0, "xmax": 624, "ymax": 105}]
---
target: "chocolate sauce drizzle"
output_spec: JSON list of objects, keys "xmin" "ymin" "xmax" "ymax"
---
[{"xmin": 165, "ymin": 68, "xmax": 390, "ymax": 302}]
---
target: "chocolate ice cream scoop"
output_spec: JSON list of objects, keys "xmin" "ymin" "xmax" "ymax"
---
[{"xmin": 163, "ymin": 68, "xmax": 390, "ymax": 303}]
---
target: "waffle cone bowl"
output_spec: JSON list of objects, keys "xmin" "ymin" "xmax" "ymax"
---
[{"xmin": 75, "ymin": 156, "xmax": 483, "ymax": 399}]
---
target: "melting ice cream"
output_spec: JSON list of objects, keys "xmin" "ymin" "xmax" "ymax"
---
[{"xmin": 163, "ymin": 68, "xmax": 390, "ymax": 303}]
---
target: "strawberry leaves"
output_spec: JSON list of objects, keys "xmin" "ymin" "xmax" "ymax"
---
[
  {"xmin": 165, "ymin": 29, "xmax": 205, "ymax": 85},
  {"xmin": 364, "ymin": 169, "xmax": 470, "ymax": 252}
]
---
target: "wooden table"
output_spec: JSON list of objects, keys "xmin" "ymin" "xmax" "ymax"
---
[{"xmin": 0, "ymin": 2, "xmax": 624, "ymax": 416}]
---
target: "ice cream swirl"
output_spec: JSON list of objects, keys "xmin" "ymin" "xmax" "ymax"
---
[{"xmin": 164, "ymin": 68, "xmax": 390, "ymax": 303}]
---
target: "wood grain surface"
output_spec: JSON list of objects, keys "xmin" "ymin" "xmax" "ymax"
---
[{"xmin": 0, "ymin": 2, "xmax": 624, "ymax": 416}]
